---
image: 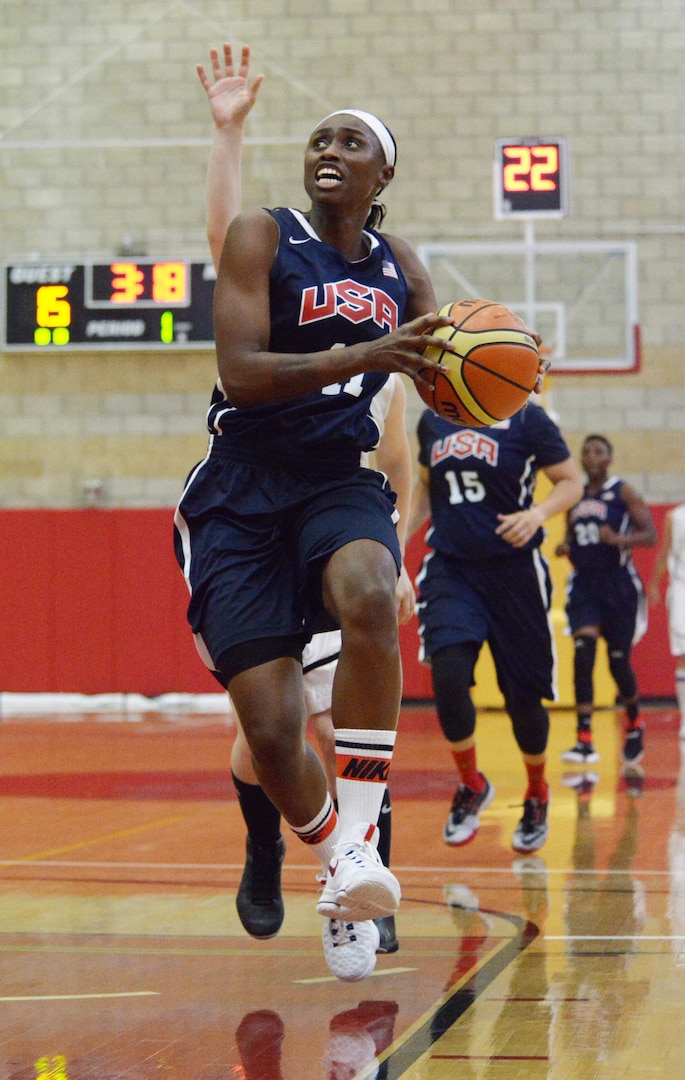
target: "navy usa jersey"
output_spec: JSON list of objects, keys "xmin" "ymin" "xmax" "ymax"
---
[
  {"xmin": 567, "ymin": 477, "xmax": 635, "ymax": 572},
  {"xmin": 417, "ymin": 403, "xmax": 571, "ymax": 559},
  {"xmin": 207, "ymin": 207, "xmax": 409, "ymax": 473}
]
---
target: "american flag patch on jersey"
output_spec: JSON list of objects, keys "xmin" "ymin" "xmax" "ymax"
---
[{"xmin": 382, "ymin": 260, "xmax": 398, "ymax": 279}]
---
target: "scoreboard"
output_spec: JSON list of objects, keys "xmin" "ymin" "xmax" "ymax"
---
[
  {"xmin": 494, "ymin": 137, "xmax": 569, "ymax": 219},
  {"xmin": 2, "ymin": 258, "xmax": 216, "ymax": 350}
]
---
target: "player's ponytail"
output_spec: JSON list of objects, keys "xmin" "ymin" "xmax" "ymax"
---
[{"xmin": 366, "ymin": 199, "xmax": 387, "ymax": 230}]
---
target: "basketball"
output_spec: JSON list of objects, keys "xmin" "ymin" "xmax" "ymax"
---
[{"xmin": 417, "ymin": 299, "xmax": 540, "ymax": 427}]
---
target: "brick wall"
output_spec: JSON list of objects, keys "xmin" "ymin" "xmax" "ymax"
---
[{"xmin": 1, "ymin": 0, "xmax": 684, "ymax": 508}]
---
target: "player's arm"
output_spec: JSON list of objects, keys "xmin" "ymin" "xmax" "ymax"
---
[
  {"xmin": 496, "ymin": 456, "xmax": 583, "ymax": 549},
  {"xmin": 197, "ymin": 43, "xmax": 264, "ymax": 272},
  {"xmin": 647, "ymin": 510, "xmax": 672, "ymax": 605},
  {"xmin": 599, "ymin": 483, "xmax": 657, "ymax": 549},
  {"xmin": 214, "ymin": 219, "xmax": 456, "ymax": 407},
  {"xmin": 407, "ymin": 464, "xmax": 432, "ymax": 540},
  {"xmin": 374, "ymin": 376, "xmax": 415, "ymax": 622},
  {"xmin": 374, "ymin": 377, "xmax": 411, "ymax": 553},
  {"xmin": 554, "ymin": 511, "xmax": 574, "ymax": 558}
]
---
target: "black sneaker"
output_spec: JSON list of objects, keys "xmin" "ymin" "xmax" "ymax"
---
[
  {"xmin": 443, "ymin": 774, "xmax": 495, "ymax": 846},
  {"xmin": 236, "ymin": 835, "xmax": 285, "ymax": 939},
  {"xmin": 561, "ymin": 739, "xmax": 600, "ymax": 765},
  {"xmin": 622, "ymin": 726, "xmax": 645, "ymax": 766},
  {"xmin": 512, "ymin": 796, "xmax": 549, "ymax": 853},
  {"xmin": 374, "ymin": 914, "xmax": 399, "ymax": 954}
]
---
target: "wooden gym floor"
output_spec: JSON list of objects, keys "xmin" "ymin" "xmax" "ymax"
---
[{"xmin": 0, "ymin": 701, "xmax": 683, "ymax": 1080}]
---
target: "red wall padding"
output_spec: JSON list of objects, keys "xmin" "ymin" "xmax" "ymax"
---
[{"xmin": 0, "ymin": 506, "xmax": 675, "ymax": 698}]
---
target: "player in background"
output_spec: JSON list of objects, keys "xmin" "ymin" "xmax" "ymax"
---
[
  {"xmin": 196, "ymin": 44, "xmax": 414, "ymax": 956},
  {"xmin": 647, "ymin": 501, "xmax": 685, "ymax": 738},
  {"xmin": 175, "ymin": 42, "xmax": 468, "ymax": 980},
  {"xmin": 556, "ymin": 435, "xmax": 656, "ymax": 769},
  {"xmin": 408, "ymin": 402, "xmax": 582, "ymax": 853}
]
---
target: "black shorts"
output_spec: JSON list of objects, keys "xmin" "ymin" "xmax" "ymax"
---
[
  {"xmin": 565, "ymin": 566, "xmax": 645, "ymax": 651},
  {"xmin": 174, "ymin": 450, "xmax": 401, "ymax": 683},
  {"xmin": 416, "ymin": 548, "xmax": 556, "ymax": 703}
]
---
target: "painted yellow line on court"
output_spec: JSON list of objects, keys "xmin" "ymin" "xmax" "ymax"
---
[
  {"xmin": 12, "ymin": 816, "xmax": 187, "ymax": 862},
  {"xmin": 296, "ymin": 966, "xmax": 417, "ymax": 984}
]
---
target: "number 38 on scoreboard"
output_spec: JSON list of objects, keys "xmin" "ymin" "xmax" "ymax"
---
[{"xmin": 494, "ymin": 136, "xmax": 569, "ymax": 219}]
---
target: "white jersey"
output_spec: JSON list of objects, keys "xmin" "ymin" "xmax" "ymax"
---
[
  {"xmin": 667, "ymin": 503, "xmax": 685, "ymax": 657},
  {"xmin": 668, "ymin": 503, "xmax": 685, "ymax": 583}
]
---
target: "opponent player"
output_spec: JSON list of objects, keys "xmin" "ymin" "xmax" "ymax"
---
[
  {"xmin": 174, "ymin": 49, "xmax": 464, "ymax": 980},
  {"xmin": 409, "ymin": 402, "xmax": 582, "ymax": 853},
  {"xmin": 648, "ymin": 502, "xmax": 685, "ymax": 738},
  {"xmin": 196, "ymin": 44, "xmax": 413, "ymax": 955},
  {"xmin": 556, "ymin": 435, "xmax": 656, "ymax": 768}
]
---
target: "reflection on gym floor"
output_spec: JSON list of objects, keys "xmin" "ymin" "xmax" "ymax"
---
[{"xmin": 0, "ymin": 703, "xmax": 684, "ymax": 1079}]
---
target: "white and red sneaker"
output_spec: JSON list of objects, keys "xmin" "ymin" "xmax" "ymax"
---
[
  {"xmin": 316, "ymin": 822, "xmax": 401, "ymax": 921},
  {"xmin": 322, "ymin": 918, "xmax": 380, "ymax": 982}
]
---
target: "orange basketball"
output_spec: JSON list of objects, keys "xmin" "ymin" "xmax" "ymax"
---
[{"xmin": 417, "ymin": 299, "xmax": 540, "ymax": 427}]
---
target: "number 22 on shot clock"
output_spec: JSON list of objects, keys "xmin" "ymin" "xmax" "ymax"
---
[{"xmin": 494, "ymin": 137, "xmax": 569, "ymax": 219}]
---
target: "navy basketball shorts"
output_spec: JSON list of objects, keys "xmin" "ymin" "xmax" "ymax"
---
[
  {"xmin": 565, "ymin": 567, "xmax": 641, "ymax": 651},
  {"xmin": 173, "ymin": 451, "xmax": 401, "ymax": 683},
  {"xmin": 416, "ymin": 547, "xmax": 556, "ymax": 703}
]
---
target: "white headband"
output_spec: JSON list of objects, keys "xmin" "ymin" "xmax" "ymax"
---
[{"xmin": 315, "ymin": 109, "xmax": 396, "ymax": 167}]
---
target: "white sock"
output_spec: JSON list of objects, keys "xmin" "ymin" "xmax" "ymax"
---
[
  {"xmin": 334, "ymin": 728, "xmax": 396, "ymax": 839},
  {"xmin": 289, "ymin": 793, "xmax": 339, "ymax": 871}
]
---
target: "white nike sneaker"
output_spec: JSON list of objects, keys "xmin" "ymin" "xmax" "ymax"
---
[
  {"xmin": 322, "ymin": 918, "xmax": 380, "ymax": 982},
  {"xmin": 316, "ymin": 822, "xmax": 401, "ymax": 921}
]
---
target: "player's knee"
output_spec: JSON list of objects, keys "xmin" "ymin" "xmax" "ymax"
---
[
  {"xmin": 243, "ymin": 709, "xmax": 304, "ymax": 770},
  {"xmin": 335, "ymin": 567, "xmax": 397, "ymax": 642},
  {"xmin": 431, "ymin": 643, "xmax": 478, "ymax": 742},
  {"xmin": 608, "ymin": 649, "xmax": 637, "ymax": 700},
  {"xmin": 507, "ymin": 699, "xmax": 549, "ymax": 755}
]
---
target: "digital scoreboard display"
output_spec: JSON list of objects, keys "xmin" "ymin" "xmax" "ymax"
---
[
  {"xmin": 494, "ymin": 137, "xmax": 569, "ymax": 219},
  {"xmin": 2, "ymin": 259, "xmax": 216, "ymax": 350}
]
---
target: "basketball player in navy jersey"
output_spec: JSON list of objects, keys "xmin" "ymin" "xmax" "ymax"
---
[
  {"xmin": 195, "ymin": 45, "xmax": 412, "ymax": 955},
  {"xmin": 174, "ymin": 50, "xmax": 471, "ymax": 980},
  {"xmin": 409, "ymin": 403, "xmax": 582, "ymax": 853},
  {"xmin": 556, "ymin": 434, "xmax": 656, "ymax": 771}
]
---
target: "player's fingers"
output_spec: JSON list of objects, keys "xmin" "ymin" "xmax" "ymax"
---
[
  {"xmin": 222, "ymin": 43, "xmax": 234, "ymax": 75},
  {"xmin": 408, "ymin": 311, "xmax": 456, "ymax": 336},
  {"xmin": 196, "ymin": 64, "xmax": 212, "ymax": 91},
  {"xmin": 416, "ymin": 333, "xmax": 454, "ymax": 368},
  {"xmin": 238, "ymin": 44, "xmax": 251, "ymax": 79},
  {"xmin": 250, "ymin": 73, "xmax": 265, "ymax": 102},
  {"xmin": 209, "ymin": 48, "xmax": 223, "ymax": 79}
]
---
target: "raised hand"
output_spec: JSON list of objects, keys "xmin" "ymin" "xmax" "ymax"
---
[{"xmin": 196, "ymin": 43, "xmax": 264, "ymax": 129}]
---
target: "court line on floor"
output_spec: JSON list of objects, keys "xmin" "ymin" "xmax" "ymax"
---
[
  {"xmin": 378, "ymin": 911, "xmax": 539, "ymax": 1080},
  {"xmin": 0, "ymin": 991, "xmax": 158, "ymax": 1002},
  {"xmin": 0, "ymin": 859, "xmax": 682, "ymax": 876},
  {"xmin": 544, "ymin": 934, "xmax": 685, "ymax": 941},
  {"xmin": 297, "ymin": 966, "xmax": 417, "ymax": 985},
  {"xmin": 3, "ymin": 818, "xmax": 187, "ymax": 863}
]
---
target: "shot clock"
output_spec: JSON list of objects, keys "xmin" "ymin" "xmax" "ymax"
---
[
  {"xmin": 2, "ymin": 258, "xmax": 216, "ymax": 350},
  {"xmin": 494, "ymin": 137, "xmax": 569, "ymax": 219}
]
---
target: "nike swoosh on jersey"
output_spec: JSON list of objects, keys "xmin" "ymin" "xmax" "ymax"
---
[{"xmin": 289, "ymin": 236, "xmax": 311, "ymax": 244}]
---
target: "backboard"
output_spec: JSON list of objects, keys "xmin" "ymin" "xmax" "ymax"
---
[{"xmin": 417, "ymin": 237, "xmax": 640, "ymax": 374}]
